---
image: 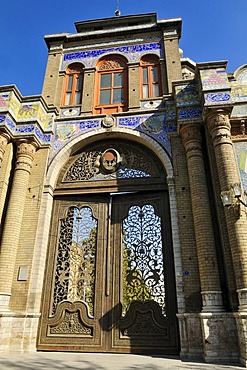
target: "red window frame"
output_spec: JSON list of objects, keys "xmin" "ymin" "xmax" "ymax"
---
[
  {"xmin": 140, "ymin": 55, "xmax": 161, "ymax": 99},
  {"xmin": 62, "ymin": 63, "xmax": 84, "ymax": 106},
  {"xmin": 94, "ymin": 56, "xmax": 128, "ymax": 114}
]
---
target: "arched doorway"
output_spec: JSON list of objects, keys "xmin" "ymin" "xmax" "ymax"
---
[{"xmin": 38, "ymin": 139, "xmax": 179, "ymax": 354}]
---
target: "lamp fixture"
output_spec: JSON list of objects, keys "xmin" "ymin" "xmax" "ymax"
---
[{"xmin": 221, "ymin": 183, "xmax": 247, "ymax": 215}]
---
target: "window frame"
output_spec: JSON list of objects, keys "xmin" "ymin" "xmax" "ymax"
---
[
  {"xmin": 140, "ymin": 55, "xmax": 161, "ymax": 99},
  {"xmin": 94, "ymin": 56, "xmax": 128, "ymax": 114},
  {"xmin": 62, "ymin": 63, "xmax": 84, "ymax": 106}
]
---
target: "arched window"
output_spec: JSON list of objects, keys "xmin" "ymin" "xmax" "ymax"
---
[
  {"xmin": 62, "ymin": 63, "xmax": 84, "ymax": 106},
  {"xmin": 140, "ymin": 55, "xmax": 161, "ymax": 99},
  {"xmin": 94, "ymin": 55, "xmax": 127, "ymax": 114}
]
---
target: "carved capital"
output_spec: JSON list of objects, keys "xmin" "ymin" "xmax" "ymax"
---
[
  {"xmin": 206, "ymin": 110, "xmax": 231, "ymax": 134},
  {"xmin": 180, "ymin": 123, "xmax": 203, "ymax": 157},
  {"xmin": 15, "ymin": 140, "xmax": 37, "ymax": 173}
]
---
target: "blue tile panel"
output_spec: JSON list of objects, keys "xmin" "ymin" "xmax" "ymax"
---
[
  {"xmin": 0, "ymin": 115, "xmax": 52, "ymax": 145},
  {"xmin": 62, "ymin": 42, "xmax": 163, "ymax": 69}
]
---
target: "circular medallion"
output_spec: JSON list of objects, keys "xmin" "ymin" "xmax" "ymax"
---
[{"xmin": 101, "ymin": 149, "xmax": 121, "ymax": 173}]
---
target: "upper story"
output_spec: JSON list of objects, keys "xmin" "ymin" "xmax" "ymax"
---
[{"xmin": 42, "ymin": 13, "xmax": 188, "ymax": 118}]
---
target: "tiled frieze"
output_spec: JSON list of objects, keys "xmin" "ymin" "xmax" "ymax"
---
[
  {"xmin": 51, "ymin": 113, "xmax": 176, "ymax": 159},
  {"xmin": 62, "ymin": 42, "xmax": 163, "ymax": 69},
  {"xmin": 0, "ymin": 115, "xmax": 52, "ymax": 146},
  {"xmin": 0, "ymin": 91, "xmax": 54, "ymax": 131},
  {"xmin": 0, "ymin": 87, "xmax": 55, "ymax": 147}
]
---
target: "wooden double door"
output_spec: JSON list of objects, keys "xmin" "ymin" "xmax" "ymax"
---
[{"xmin": 38, "ymin": 191, "xmax": 179, "ymax": 354}]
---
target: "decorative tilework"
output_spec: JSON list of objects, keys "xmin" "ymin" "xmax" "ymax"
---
[
  {"xmin": 118, "ymin": 113, "xmax": 171, "ymax": 154},
  {"xmin": 178, "ymin": 108, "xmax": 202, "ymax": 120},
  {"xmin": 205, "ymin": 92, "xmax": 231, "ymax": 103},
  {"xmin": 175, "ymin": 83, "xmax": 200, "ymax": 107},
  {"xmin": 0, "ymin": 115, "xmax": 51, "ymax": 145},
  {"xmin": 0, "ymin": 94, "xmax": 8, "ymax": 108},
  {"xmin": 200, "ymin": 69, "xmax": 229, "ymax": 90},
  {"xmin": 165, "ymin": 101, "xmax": 176, "ymax": 121},
  {"xmin": 62, "ymin": 42, "xmax": 163, "ymax": 69},
  {"xmin": 234, "ymin": 142, "xmax": 247, "ymax": 190},
  {"xmin": 141, "ymin": 100, "xmax": 163, "ymax": 110},
  {"xmin": 53, "ymin": 119, "xmax": 100, "ymax": 153},
  {"xmin": 231, "ymin": 83, "xmax": 247, "ymax": 103}
]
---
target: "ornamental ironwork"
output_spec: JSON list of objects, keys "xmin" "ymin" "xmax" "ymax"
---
[
  {"xmin": 62, "ymin": 142, "xmax": 162, "ymax": 182},
  {"xmin": 52, "ymin": 206, "xmax": 97, "ymax": 317},
  {"xmin": 121, "ymin": 204, "xmax": 166, "ymax": 315}
]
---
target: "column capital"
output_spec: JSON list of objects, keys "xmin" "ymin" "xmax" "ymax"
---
[
  {"xmin": 15, "ymin": 140, "xmax": 37, "ymax": 173},
  {"xmin": 180, "ymin": 123, "xmax": 203, "ymax": 157},
  {"xmin": 205, "ymin": 109, "xmax": 231, "ymax": 133}
]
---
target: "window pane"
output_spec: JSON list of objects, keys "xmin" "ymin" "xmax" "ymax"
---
[
  {"xmin": 74, "ymin": 92, "xmax": 81, "ymax": 105},
  {"xmin": 76, "ymin": 75, "xmax": 82, "ymax": 90},
  {"xmin": 114, "ymin": 72, "xmax": 123, "ymax": 87},
  {"xmin": 100, "ymin": 90, "xmax": 111, "ymax": 105},
  {"xmin": 65, "ymin": 93, "xmax": 71, "ymax": 105},
  {"xmin": 113, "ymin": 88, "xmax": 123, "ymax": 103},
  {"xmin": 153, "ymin": 84, "xmax": 160, "ymax": 97},
  {"xmin": 143, "ymin": 85, "xmax": 149, "ymax": 99},
  {"xmin": 100, "ymin": 74, "xmax": 111, "ymax": 88},
  {"xmin": 67, "ymin": 75, "xmax": 73, "ymax": 91},
  {"xmin": 142, "ymin": 68, "xmax": 148, "ymax": 84},
  {"xmin": 152, "ymin": 67, "xmax": 158, "ymax": 83}
]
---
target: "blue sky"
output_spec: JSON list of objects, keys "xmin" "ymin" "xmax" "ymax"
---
[{"xmin": 1, "ymin": 0, "xmax": 246, "ymax": 96}]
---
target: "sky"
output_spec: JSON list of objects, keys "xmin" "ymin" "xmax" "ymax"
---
[{"xmin": 0, "ymin": 0, "xmax": 247, "ymax": 96}]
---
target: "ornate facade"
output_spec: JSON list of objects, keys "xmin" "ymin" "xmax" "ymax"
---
[{"xmin": 0, "ymin": 12, "xmax": 247, "ymax": 365}]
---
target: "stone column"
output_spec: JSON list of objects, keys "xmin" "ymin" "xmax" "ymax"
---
[
  {"xmin": 0, "ymin": 140, "xmax": 37, "ymax": 309},
  {"xmin": 180, "ymin": 123, "xmax": 223, "ymax": 312},
  {"xmin": 206, "ymin": 110, "xmax": 247, "ymax": 305}
]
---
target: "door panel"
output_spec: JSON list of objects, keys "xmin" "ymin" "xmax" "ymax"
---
[
  {"xmin": 109, "ymin": 192, "xmax": 178, "ymax": 354},
  {"xmin": 38, "ymin": 196, "xmax": 108, "ymax": 351},
  {"xmin": 38, "ymin": 192, "xmax": 179, "ymax": 354}
]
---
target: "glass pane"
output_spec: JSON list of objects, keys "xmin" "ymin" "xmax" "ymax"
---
[
  {"xmin": 74, "ymin": 92, "xmax": 81, "ymax": 105},
  {"xmin": 67, "ymin": 75, "xmax": 73, "ymax": 91},
  {"xmin": 122, "ymin": 204, "xmax": 166, "ymax": 316},
  {"xmin": 76, "ymin": 75, "xmax": 82, "ymax": 90},
  {"xmin": 153, "ymin": 84, "xmax": 160, "ymax": 97},
  {"xmin": 100, "ymin": 89, "xmax": 111, "ymax": 105},
  {"xmin": 113, "ymin": 88, "xmax": 123, "ymax": 103},
  {"xmin": 143, "ymin": 85, "xmax": 149, "ymax": 99},
  {"xmin": 142, "ymin": 68, "xmax": 148, "ymax": 84},
  {"xmin": 152, "ymin": 66, "xmax": 159, "ymax": 83},
  {"xmin": 100, "ymin": 74, "xmax": 111, "ymax": 88},
  {"xmin": 114, "ymin": 72, "xmax": 123, "ymax": 87},
  {"xmin": 65, "ymin": 93, "xmax": 71, "ymax": 105},
  {"xmin": 52, "ymin": 206, "xmax": 98, "ymax": 317}
]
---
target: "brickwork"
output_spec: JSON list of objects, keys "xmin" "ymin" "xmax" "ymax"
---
[
  {"xmin": 163, "ymin": 36, "xmax": 182, "ymax": 93},
  {"xmin": 42, "ymin": 51, "xmax": 63, "ymax": 106},
  {"xmin": 170, "ymin": 134, "xmax": 201, "ymax": 312}
]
